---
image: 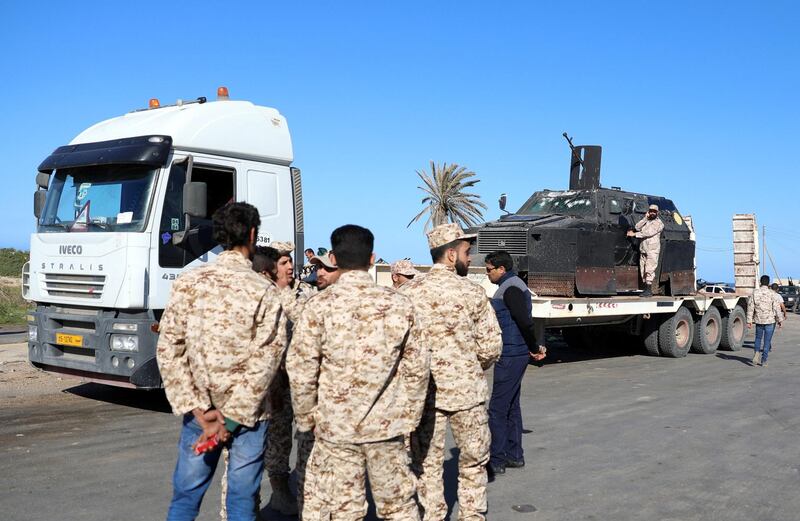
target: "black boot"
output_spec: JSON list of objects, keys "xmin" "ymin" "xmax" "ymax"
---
[{"xmin": 640, "ymin": 284, "xmax": 652, "ymax": 297}]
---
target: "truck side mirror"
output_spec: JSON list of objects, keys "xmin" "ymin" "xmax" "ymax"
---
[
  {"xmin": 183, "ymin": 182, "xmax": 207, "ymax": 218},
  {"xmin": 36, "ymin": 172, "xmax": 51, "ymax": 189},
  {"xmin": 34, "ymin": 190, "xmax": 46, "ymax": 218},
  {"xmin": 499, "ymin": 193, "xmax": 507, "ymax": 211}
]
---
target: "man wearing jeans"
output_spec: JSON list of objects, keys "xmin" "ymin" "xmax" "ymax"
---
[
  {"xmin": 747, "ymin": 275, "xmax": 784, "ymax": 368},
  {"xmin": 157, "ymin": 202, "xmax": 287, "ymax": 521}
]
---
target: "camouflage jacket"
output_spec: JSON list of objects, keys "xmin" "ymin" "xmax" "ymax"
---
[
  {"xmin": 400, "ymin": 263, "xmax": 502, "ymax": 412},
  {"xmin": 747, "ymin": 286, "xmax": 784, "ymax": 325},
  {"xmin": 286, "ymin": 270, "xmax": 430, "ymax": 443},
  {"xmin": 157, "ymin": 250, "xmax": 286, "ymax": 427},
  {"xmin": 635, "ymin": 217, "xmax": 664, "ymax": 254},
  {"xmin": 276, "ymin": 280, "xmax": 318, "ymax": 324}
]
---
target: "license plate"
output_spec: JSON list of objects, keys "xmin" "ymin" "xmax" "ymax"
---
[{"xmin": 56, "ymin": 333, "xmax": 84, "ymax": 347}]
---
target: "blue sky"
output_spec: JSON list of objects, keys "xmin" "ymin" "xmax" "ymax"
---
[{"xmin": 2, "ymin": 1, "xmax": 797, "ymax": 281}]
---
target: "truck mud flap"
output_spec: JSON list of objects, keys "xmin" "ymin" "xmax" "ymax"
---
[{"xmin": 130, "ymin": 358, "xmax": 162, "ymax": 389}]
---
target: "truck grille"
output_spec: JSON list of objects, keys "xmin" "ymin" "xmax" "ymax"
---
[
  {"xmin": 43, "ymin": 273, "xmax": 105, "ymax": 300},
  {"xmin": 477, "ymin": 229, "xmax": 528, "ymax": 255}
]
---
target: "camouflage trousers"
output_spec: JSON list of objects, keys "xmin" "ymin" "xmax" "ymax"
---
[
  {"xmin": 265, "ymin": 383, "xmax": 294, "ymax": 477},
  {"xmin": 296, "ymin": 430, "xmax": 316, "ymax": 520},
  {"xmin": 303, "ymin": 436, "xmax": 419, "ymax": 521},
  {"xmin": 411, "ymin": 404, "xmax": 490, "ymax": 521},
  {"xmin": 639, "ymin": 251, "xmax": 659, "ymax": 285}
]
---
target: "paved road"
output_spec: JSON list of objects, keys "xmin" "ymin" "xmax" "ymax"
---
[{"xmin": 1, "ymin": 315, "xmax": 799, "ymax": 521}]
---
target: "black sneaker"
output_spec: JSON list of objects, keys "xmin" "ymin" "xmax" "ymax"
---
[
  {"xmin": 640, "ymin": 284, "xmax": 653, "ymax": 297},
  {"xmin": 505, "ymin": 458, "xmax": 525, "ymax": 468}
]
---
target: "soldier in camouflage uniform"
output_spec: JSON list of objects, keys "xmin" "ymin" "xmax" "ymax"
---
[
  {"xmin": 400, "ymin": 223, "xmax": 503, "ymax": 521},
  {"xmin": 627, "ymin": 204, "xmax": 665, "ymax": 297},
  {"xmin": 287, "ymin": 225, "xmax": 430, "ymax": 521},
  {"xmin": 157, "ymin": 202, "xmax": 287, "ymax": 521},
  {"xmin": 220, "ymin": 242, "xmax": 323, "ymax": 521},
  {"xmin": 390, "ymin": 259, "xmax": 420, "ymax": 290},
  {"xmin": 748, "ymin": 275, "xmax": 784, "ymax": 367}
]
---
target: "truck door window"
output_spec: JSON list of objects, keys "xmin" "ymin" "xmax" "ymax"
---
[{"xmin": 158, "ymin": 163, "xmax": 235, "ymax": 268}]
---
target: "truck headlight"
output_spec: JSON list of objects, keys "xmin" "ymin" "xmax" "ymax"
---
[
  {"xmin": 110, "ymin": 334, "xmax": 139, "ymax": 352},
  {"xmin": 28, "ymin": 325, "xmax": 38, "ymax": 342}
]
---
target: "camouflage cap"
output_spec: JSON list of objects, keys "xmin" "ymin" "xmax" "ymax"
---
[
  {"xmin": 310, "ymin": 253, "xmax": 337, "ymax": 269},
  {"xmin": 426, "ymin": 223, "xmax": 477, "ymax": 249},
  {"xmin": 270, "ymin": 241, "xmax": 295, "ymax": 253},
  {"xmin": 391, "ymin": 259, "xmax": 419, "ymax": 277},
  {"xmin": 648, "ymin": 204, "xmax": 659, "ymax": 212}
]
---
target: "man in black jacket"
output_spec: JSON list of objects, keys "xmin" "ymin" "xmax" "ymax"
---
[{"xmin": 485, "ymin": 250, "xmax": 546, "ymax": 476}]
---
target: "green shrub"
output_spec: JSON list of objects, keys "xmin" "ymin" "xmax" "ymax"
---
[{"xmin": 0, "ymin": 249, "xmax": 29, "ymax": 277}]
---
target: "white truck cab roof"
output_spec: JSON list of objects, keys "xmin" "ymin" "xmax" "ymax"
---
[{"xmin": 71, "ymin": 100, "xmax": 293, "ymax": 165}]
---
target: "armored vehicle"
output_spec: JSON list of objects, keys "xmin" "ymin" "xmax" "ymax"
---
[{"xmin": 475, "ymin": 136, "xmax": 696, "ymax": 297}]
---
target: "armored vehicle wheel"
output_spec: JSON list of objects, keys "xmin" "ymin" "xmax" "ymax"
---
[
  {"xmin": 719, "ymin": 305, "xmax": 746, "ymax": 351},
  {"xmin": 658, "ymin": 307, "xmax": 694, "ymax": 358},
  {"xmin": 642, "ymin": 316, "xmax": 661, "ymax": 356},
  {"xmin": 691, "ymin": 306, "xmax": 722, "ymax": 354}
]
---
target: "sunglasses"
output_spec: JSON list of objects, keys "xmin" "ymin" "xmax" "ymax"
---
[{"xmin": 486, "ymin": 266, "xmax": 500, "ymax": 273}]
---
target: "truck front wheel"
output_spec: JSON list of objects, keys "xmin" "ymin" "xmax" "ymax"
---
[
  {"xmin": 658, "ymin": 307, "xmax": 694, "ymax": 358},
  {"xmin": 719, "ymin": 305, "xmax": 746, "ymax": 351},
  {"xmin": 691, "ymin": 306, "xmax": 722, "ymax": 354}
]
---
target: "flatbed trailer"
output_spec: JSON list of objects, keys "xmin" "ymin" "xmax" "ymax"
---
[{"xmin": 532, "ymin": 293, "xmax": 748, "ymax": 358}]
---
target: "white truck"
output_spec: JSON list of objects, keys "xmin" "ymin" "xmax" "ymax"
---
[{"xmin": 24, "ymin": 89, "xmax": 304, "ymax": 388}]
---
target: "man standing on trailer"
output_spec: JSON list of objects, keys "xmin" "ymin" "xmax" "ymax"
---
[
  {"xmin": 748, "ymin": 275, "xmax": 784, "ymax": 367},
  {"xmin": 627, "ymin": 204, "xmax": 664, "ymax": 297},
  {"xmin": 157, "ymin": 202, "xmax": 286, "ymax": 521}
]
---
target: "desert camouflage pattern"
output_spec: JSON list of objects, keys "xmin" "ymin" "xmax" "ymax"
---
[
  {"xmin": 425, "ymin": 223, "xmax": 476, "ymax": 249},
  {"xmin": 303, "ymin": 436, "xmax": 419, "ymax": 521},
  {"xmin": 157, "ymin": 250, "xmax": 286, "ymax": 427},
  {"xmin": 634, "ymin": 216, "xmax": 664, "ymax": 284},
  {"xmin": 265, "ymin": 373, "xmax": 293, "ymax": 477},
  {"xmin": 295, "ymin": 430, "xmax": 317, "ymax": 520},
  {"xmin": 400, "ymin": 264, "xmax": 502, "ymax": 412},
  {"xmin": 286, "ymin": 269, "xmax": 430, "ymax": 443},
  {"xmin": 391, "ymin": 259, "xmax": 420, "ymax": 277},
  {"xmin": 411, "ymin": 403, "xmax": 490, "ymax": 521},
  {"xmin": 747, "ymin": 286, "xmax": 784, "ymax": 325},
  {"xmin": 270, "ymin": 241, "xmax": 295, "ymax": 253}
]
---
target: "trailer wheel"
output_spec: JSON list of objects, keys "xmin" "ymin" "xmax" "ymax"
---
[
  {"xmin": 690, "ymin": 306, "xmax": 721, "ymax": 354},
  {"xmin": 642, "ymin": 317, "xmax": 661, "ymax": 356},
  {"xmin": 658, "ymin": 306, "xmax": 694, "ymax": 358},
  {"xmin": 719, "ymin": 305, "xmax": 746, "ymax": 351}
]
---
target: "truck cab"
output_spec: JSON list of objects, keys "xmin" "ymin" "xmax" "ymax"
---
[{"xmin": 25, "ymin": 91, "xmax": 303, "ymax": 388}]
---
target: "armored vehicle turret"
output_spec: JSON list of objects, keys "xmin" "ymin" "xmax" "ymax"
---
[{"xmin": 474, "ymin": 136, "xmax": 696, "ymax": 297}]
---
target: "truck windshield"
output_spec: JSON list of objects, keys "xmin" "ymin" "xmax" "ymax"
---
[
  {"xmin": 517, "ymin": 192, "xmax": 595, "ymax": 216},
  {"xmin": 38, "ymin": 165, "xmax": 157, "ymax": 233}
]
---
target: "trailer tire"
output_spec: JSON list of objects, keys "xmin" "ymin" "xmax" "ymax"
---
[
  {"xmin": 691, "ymin": 306, "xmax": 722, "ymax": 354},
  {"xmin": 658, "ymin": 306, "xmax": 694, "ymax": 358},
  {"xmin": 642, "ymin": 317, "xmax": 661, "ymax": 356},
  {"xmin": 719, "ymin": 305, "xmax": 746, "ymax": 351}
]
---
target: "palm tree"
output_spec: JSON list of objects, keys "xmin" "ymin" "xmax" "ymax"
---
[{"xmin": 407, "ymin": 161, "xmax": 487, "ymax": 231}]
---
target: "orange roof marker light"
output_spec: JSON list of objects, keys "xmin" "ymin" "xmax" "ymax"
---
[
  {"xmin": 217, "ymin": 86, "xmax": 230, "ymax": 100},
  {"xmin": 148, "ymin": 98, "xmax": 160, "ymax": 109}
]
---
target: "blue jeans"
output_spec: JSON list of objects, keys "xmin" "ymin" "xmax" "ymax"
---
[
  {"xmin": 166, "ymin": 414, "xmax": 268, "ymax": 521},
  {"xmin": 754, "ymin": 323, "xmax": 776, "ymax": 363},
  {"xmin": 488, "ymin": 354, "xmax": 530, "ymax": 466}
]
